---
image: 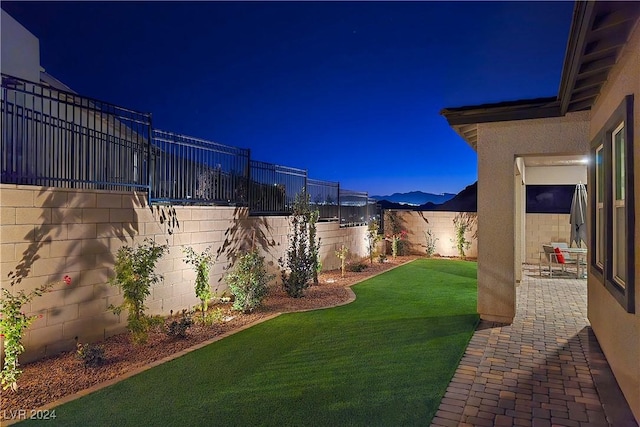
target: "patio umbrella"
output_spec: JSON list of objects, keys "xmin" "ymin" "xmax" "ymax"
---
[{"xmin": 569, "ymin": 182, "xmax": 588, "ymax": 247}]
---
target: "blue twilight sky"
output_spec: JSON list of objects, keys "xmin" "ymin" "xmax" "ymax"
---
[{"xmin": 2, "ymin": 1, "xmax": 575, "ymax": 196}]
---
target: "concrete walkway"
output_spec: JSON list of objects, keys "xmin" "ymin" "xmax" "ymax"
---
[{"xmin": 432, "ymin": 266, "xmax": 638, "ymax": 427}]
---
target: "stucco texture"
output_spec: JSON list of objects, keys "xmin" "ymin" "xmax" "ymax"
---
[
  {"xmin": 586, "ymin": 21, "xmax": 640, "ymax": 421},
  {"xmin": 476, "ymin": 111, "xmax": 590, "ymax": 322}
]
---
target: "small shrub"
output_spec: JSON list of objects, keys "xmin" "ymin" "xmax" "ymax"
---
[
  {"xmin": 279, "ymin": 191, "xmax": 318, "ymax": 298},
  {"xmin": 452, "ymin": 213, "xmax": 476, "ymax": 259},
  {"xmin": 183, "ymin": 246, "xmax": 215, "ymax": 315},
  {"xmin": 385, "ymin": 211, "xmax": 408, "ymax": 257},
  {"xmin": 166, "ymin": 309, "xmax": 193, "ymax": 339},
  {"xmin": 198, "ymin": 307, "xmax": 224, "ymax": 326},
  {"xmin": 335, "ymin": 245, "xmax": 349, "ymax": 278},
  {"xmin": 365, "ymin": 220, "xmax": 383, "ymax": 264},
  {"xmin": 76, "ymin": 342, "xmax": 106, "ymax": 368},
  {"xmin": 424, "ymin": 229, "xmax": 438, "ymax": 258},
  {"xmin": 226, "ymin": 249, "xmax": 274, "ymax": 313},
  {"xmin": 346, "ymin": 262, "xmax": 368, "ymax": 273},
  {"xmin": 109, "ymin": 238, "xmax": 168, "ymax": 344},
  {"xmin": 0, "ymin": 275, "xmax": 72, "ymax": 391}
]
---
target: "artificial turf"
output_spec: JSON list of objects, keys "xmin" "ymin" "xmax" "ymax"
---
[{"xmin": 22, "ymin": 259, "xmax": 478, "ymax": 427}]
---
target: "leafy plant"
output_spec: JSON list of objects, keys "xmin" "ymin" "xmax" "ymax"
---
[
  {"xmin": 452, "ymin": 213, "xmax": 475, "ymax": 259},
  {"xmin": 385, "ymin": 211, "xmax": 408, "ymax": 257},
  {"xmin": 226, "ymin": 249, "xmax": 274, "ymax": 313},
  {"xmin": 197, "ymin": 307, "xmax": 225, "ymax": 326},
  {"xmin": 279, "ymin": 191, "xmax": 319, "ymax": 298},
  {"xmin": 0, "ymin": 275, "xmax": 72, "ymax": 391},
  {"xmin": 424, "ymin": 229, "xmax": 439, "ymax": 258},
  {"xmin": 365, "ymin": 219, "xmax": 383, "ymax": 264},
  {"xmin": 166, "ymin": 309, "xmax": 193, "ymax": 339},
  {"xmin": 309, "ymin": 209, "xmax": 321, "ymax": 284},
  {"xmin": 76, "ymin": 342, "xmax": 106, "ymax": 368},
  {"xmin": 387, "ymin": 230, "xmax": 408, "ymax": 259},
  {"xmin": 335, "ymin": 245, "xmax": 349, "ymax": 278},
  {"xmin": 109, "ymin": 238, "xmax": 168, "ymax": 344},
  {"xmin": 347, "ymin": 262, "xmax": 368, "ymax": 273},
  {"xmin": 183, "ymin": 246, "xmax": 215, "ymax": 318}
]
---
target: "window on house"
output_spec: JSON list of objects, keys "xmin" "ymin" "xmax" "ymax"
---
[
  {"xmin": 595, "ymin": 144, "xmax": 604, "ymax": 270},
  {"xmin": 612, "ymin": 122, "xmax": 626, "ymax": 287},
  {"xmin": 590, "ymin": 95, "xmax": 635, "ymax": 313}
]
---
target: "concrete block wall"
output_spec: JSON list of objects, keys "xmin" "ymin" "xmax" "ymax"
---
[
  {"xmin": 524, "ymin": 213, "xmax": 573, "ymax": 264},
  {"xmin": 385, "ymin": 210, "xmax": 478, "ymax": 258},
  {"xmin": 0, "ymin": 184, "xmax": 368, "ymax": 362}
]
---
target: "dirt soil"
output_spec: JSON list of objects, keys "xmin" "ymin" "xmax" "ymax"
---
[{"xmin": 1, "ymin": 256, "xmax": 419, "ymax": 420}]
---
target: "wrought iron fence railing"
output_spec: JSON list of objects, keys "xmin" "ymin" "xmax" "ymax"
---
[
  {"xmin": 150, "ymin": 130, "xmax": 250, "ymax": 205},
  {"xmin": 1, "ymin": 74, "xmax": 151, "ymax": 190},
  {"xmin": 1, "ymin": 73, "xmax": 375, "ymax": 225},
  {"xmin": 308, "ymin": 178, "xmax": 339, "ymax": 221},
  {"xmin": 339, "ymin": 189, "xmax": 371, "ymax": 227},
  {"xmin": 248, "ymin": 160, "xmax": 306, "ymax": 215}
]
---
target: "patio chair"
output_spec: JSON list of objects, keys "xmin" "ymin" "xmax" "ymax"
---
[
  {"xmin": 551, "ymin": 242, "xmax": 577, "ymax": 263},
  {"xmin": 539, "ymin": 244, "xmax": 577, "ymax": 277}
]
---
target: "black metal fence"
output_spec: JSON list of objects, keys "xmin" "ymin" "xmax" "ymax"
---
[
  {"xmin": 248, "ymin": 160, "xmax": 306, "ymax": 215},
  {"xmin": 1, "ymin": 73, "xmax": 376, "ymax": 225},
  {"xmin": 339, "ymin": 189, "xmax": 372, "ymax": 227},
  {"xmin": 150, "ymin": 130, "xmax": 250, "ymax": 205},
  {"xmin": 308, "ymin": 178, "xmax": 339, "ymax": 221},
  {"xmin": 1, "ymin": 74, "xmax": 151, "ymax": 190}
]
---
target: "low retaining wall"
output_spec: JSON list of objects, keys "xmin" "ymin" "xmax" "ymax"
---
[
  {"xmin": 384, "ymin": 210, "xmax": 478, "ymax": 258},
  {"xmin": 0, "ymin": 184, "xmax": 367, "ymax": 362}
]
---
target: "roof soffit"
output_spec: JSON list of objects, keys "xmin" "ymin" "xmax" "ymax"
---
[{"xmin": 440, "ymin": 1, "xmax": 640, "ymax": 150}]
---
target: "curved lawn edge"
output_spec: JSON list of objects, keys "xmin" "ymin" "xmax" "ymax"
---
[{"xmin": 7, "ymin": 258, "xmax": 418, "ymax": 426}]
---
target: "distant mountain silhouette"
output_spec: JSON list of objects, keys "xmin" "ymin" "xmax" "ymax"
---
[
  {"xmin": 375, "ymin": 182, "xmax": 477, "ymax": 212},
  {"xmin": 432, "ymin": 182, "xmax": 477, "ymax": 212},
  {"xmin": 370, "ymin": 190, "xmax": 456, "ymax": 206}
]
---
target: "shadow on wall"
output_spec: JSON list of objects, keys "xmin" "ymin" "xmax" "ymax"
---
[
  {"xmin": 216, "ymin": 207, "xmax": 278, "ymax": 284},
  {"xmin": 6, "ymin": 188, "xmax": 173, "ymax": 358},
  {"xmin": 384, "ymin": 210, "xmax": 410, "ymax": 255},
  {"xmin": 150, "ymin": 203, "xmax": 180, "ymax": 238}
]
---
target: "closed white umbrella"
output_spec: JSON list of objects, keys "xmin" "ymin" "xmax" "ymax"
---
[{"xmin": 570, "ymin": 183, "xmax": 588, "ymax": 247}]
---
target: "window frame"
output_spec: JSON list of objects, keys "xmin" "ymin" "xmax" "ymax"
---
[{"xmin": 589, "ymin": 95, "xmax": 635, "ymax": 313}]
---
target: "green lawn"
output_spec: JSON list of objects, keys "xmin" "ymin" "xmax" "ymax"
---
[{"xmin": 23, "ymin": 259, "xmax": 478, "ymax": 427}]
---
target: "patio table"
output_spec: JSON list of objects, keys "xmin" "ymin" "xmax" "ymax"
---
[{"xmin": 562, "ymin": 248, "xmax": 588, "ymax": 278}]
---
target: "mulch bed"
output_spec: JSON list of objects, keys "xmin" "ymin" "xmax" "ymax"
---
[{"xmin": 1, "ymin": 256, "xmax": 419, "ymax": 420}]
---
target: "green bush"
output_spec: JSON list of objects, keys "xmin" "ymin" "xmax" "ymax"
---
[
  {"xmin": 365, "ymin": 220, "xmax": 382, "ymax": 264},
  {"xmin": 197, "ymin": 307, "xmax": 225, "ymax": 326},
  {"xmin": 76, "ymin": 342, "xmax": 106, "ymax": 368},
  {"xmin": 335, "ymin": 245, "xmax": 348, "ymax": 278},
  {"xmin": 109, "ymin": 238, "xmax": 168, "ymax": 344},
  {"xmin": 424, "ymin": 229, "xmax": 438, "ymax": 257},
  {"xmin": 183, "ymin": 246, "xmax": 215, "ymax": 316},
  {"xmin": 226, "ymin": 249, "xmax": 274, "ymax": 313},
  {"xmin": 347, "ymin": 262, "xmax": 368, "ymax": 273},
  {"xmin": 279, "ymin": 191, "xmax": 320, "ymax": 298},
  {"xmin": 166, "ymin": 309, "xmax": 194, "ymax": 339},
  {"xmin": 0, "ymin": 275, "xmax": 72, "ymax": 391}
]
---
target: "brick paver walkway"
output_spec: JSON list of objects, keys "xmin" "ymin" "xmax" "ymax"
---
[{"xmin": 432, "ymin": 267, "xmax": 637, "ymax": 427}]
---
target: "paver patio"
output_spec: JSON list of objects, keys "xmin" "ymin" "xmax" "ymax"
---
[{"xmin": 432, "ymin": 265, "xmax": 637, "ymax": 427}]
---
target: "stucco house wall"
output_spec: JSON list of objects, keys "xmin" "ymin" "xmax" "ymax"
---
[
  {"xmin": 0, "ymin": 184, "xmax": 368, "ymax": 362},
  {"xmin": 586, "ymin": 21, "xmax": 640, "ymax": 420},
  {"xmin": 475, "ymin": 111, "xmax": 590, "ymax": 322},
  {"xmin": 0, "ymin": 9, "xmax": 40, "ymax": 83}
]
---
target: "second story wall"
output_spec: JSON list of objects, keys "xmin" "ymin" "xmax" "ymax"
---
[{"xmin": 1, "ymin": 9, "xmax": 40, "ymax": 83}]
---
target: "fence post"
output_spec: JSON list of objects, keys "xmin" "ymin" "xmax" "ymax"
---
[
  {"xmin": 246, "ymin": 149, "xmax": 252, "ymax": 210},
  {"xmin": 337, "ymin": 183, "xmax": 341, "ymax": 226},
  {"xmin": 147, "ymin": 115, "xmax": 153, "ymax": 204}
]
